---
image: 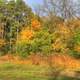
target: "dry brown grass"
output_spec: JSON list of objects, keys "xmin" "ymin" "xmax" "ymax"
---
[
  {"xmin": 0, "ymin": 54, "xmax": 80, "ymax": 70},
  {"xmin": 49, "ymin": 54, "xmax": 80, "ymax": 70}
]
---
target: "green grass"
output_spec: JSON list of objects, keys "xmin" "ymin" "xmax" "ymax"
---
[
  {"xmin": 0, "ymin": 62, "xmax": 79, "ymax": 80},
  {"xmin": 0, "ymin": 62, "xmax": 51, "ymax": 80}
]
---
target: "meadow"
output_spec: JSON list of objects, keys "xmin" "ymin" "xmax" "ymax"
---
[
  {"xmin": 0, "ymin": 54, "xmax": 79, "ymax": 80},
  {"xmin": 0, "ymin": 62, "xmax": 79, "ymax": 80}
]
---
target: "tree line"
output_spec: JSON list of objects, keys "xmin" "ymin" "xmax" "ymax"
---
[{"xmin": 0, "ymin": 0, "xmax": 80, "ymax": 59}]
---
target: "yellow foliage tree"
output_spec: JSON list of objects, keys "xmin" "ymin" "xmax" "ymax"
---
[
  {"xmin": 0, "ymin": 39, "xmax": 5, "ymax": 48},
  {"xmin": 74, "ymin": 44, "xmax": 80, "ymax": 53},
  {"xmin": 52, "ymin": 23, "xmax": 73, "ymax": 53},
  {"xmin": 67, "ymin": 19, "xmax": 80, "ymax": 30},
  {"xmin": 18, "ymin": 27, "xmax": 34, "ymax": 41},
  {"xmin": 57, "ymin": 23, "xmax": 72, "ymax": 39},
  {"xmin": 52, "ymin": 38, "xmax": 66, "ymax": 52}
]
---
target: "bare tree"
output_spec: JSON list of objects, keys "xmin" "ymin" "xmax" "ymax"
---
[{"xmin": 34, "ymin": 0, "xmax": 80, "ymax": 20}]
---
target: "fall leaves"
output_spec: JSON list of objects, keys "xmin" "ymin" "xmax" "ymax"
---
[
  {"xmin": 17, "ymin": 19, "xmax": 41, "ymax": 41},
  {"xmin": 16, "ymin": 18, "xmax": 80, "ymax": 58},
  {"xmin": 20, "ymin": 29, "xmax": 34, "ymax": 40},
  {"xmin": 0, "ymin": 17, "xmax": 80, "ymax": 72},
  {"xmin": 31, "ymin": 19, "xmax": 41, "ymax": 30},
  {"xmin": 1, "ymin": 15, "xmax": 80, "ymax": 59},
  {"xmin": 0, "ymin": 39, "xmax": 5, "ymax": 48}
]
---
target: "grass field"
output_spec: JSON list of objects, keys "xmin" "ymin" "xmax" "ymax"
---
[
  {"xmin": 0, "ymin": 62, "xmax": 51, "ymax": 80},
  {"xmin": 0, "ymin": 62, "xmax": 79, "ymax": 80}
]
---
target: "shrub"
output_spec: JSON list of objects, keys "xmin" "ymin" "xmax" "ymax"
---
[
  {"xmin": 15, "ymin": 40, "xmax": 32, "ymax": 57},
  {"xmin": 69, "ymin": 29, "xmax": 80, "ymax": 58},
  {"xmin": 16, "ymin": 29, "xmax": 53, "ymax": 57}
]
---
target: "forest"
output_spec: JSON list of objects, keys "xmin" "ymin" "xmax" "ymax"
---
[{"xmin": 0, "ymin": 0, "xmax": 80, "ymax": 80}]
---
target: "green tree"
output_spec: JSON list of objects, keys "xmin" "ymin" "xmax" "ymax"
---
[{"xmin": 0, "ymin": 0, "xmax": 34, "ymax": 54}]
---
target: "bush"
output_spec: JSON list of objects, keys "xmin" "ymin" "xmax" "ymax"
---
[
  {"xmin": 16, "ymin": 29, "xmax": 53, "ymax": 57},
  {"xmin": 69, "ymin": 29, "xmax": 80, "ymax": 58},
  {"xmin": 15, "ymin": 40, "xmax": 32, "ymax": 57}
]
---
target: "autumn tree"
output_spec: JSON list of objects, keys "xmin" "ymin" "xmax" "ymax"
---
[
  {"xmin": 34, "ymin": 0, "xmax": 80, "ymax": 20},
  {"xmin": 0, "ymin": 0, "xmax": 34, "ymax": 54}
]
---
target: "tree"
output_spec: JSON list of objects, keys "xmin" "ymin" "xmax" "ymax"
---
[
  {"xmin": 0, "ymin": 0, "xmax": 34, "ymax": 54},
  {"xmin": 34, "ymin": 0, "xmax": 80, "ymax": 20}
]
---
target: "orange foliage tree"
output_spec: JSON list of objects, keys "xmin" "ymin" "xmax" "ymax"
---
[{"xmin": 31, "ymin": 19, "xmax": 41, "ymax": 30}]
